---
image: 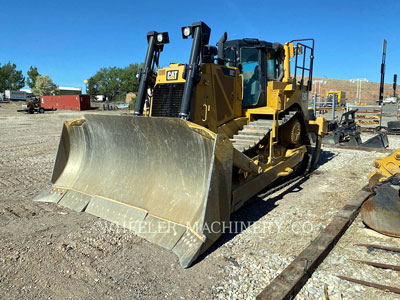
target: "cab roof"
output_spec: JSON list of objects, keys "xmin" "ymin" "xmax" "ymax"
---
[{"xmin": 224, "ymin": 39, "xmax": 283, "ymax": 52}]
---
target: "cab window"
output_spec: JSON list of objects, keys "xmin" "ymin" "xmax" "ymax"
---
[
  {"xmin": 266, "ymin": 52, "xmax": 283, "ymax": 81},
  {"xmin": 241, "ymin": 48, "xmax": 260, "ymax": 106},
  {"xmin": 223, "ymin": 48, "xmax": 236, "ymax": 67}
]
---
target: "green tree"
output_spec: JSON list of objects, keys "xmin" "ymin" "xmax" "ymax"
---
[
  {"xmin": 87, "ymin": 77, "xmax": 99, "ymax": 98},
  {"xmin": 32, "ymin": 75, "xmax": 58, "ymax": 96},
  {"xmin": 27, "ymin": 66, "xmax": 40, "ymax": 89},
  {"xmin": 120, "ymin": 63, "xmax": 142, "ymax": 94},
  {"xmin": 0, "ymin": 62, "xmax": 25, "ymax": 92},
  {"xmin": 87, "ymin": 63, "xmax": 142, "ymax": 101}
]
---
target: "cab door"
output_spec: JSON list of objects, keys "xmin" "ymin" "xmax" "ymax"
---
[{"xmin": 240, "ymin": 47, "xmax": 266, "ymax": 108}]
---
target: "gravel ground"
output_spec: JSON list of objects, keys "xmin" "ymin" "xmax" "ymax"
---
[
  {"xmin": 296, "ymin": 218, "xmax": 400, "ymax": 300},
  {"xmin": 211, "ymin": 146, "xmax": 400, "ymax": 300},
  {"xmin": 1, "ymin": 102, "xmax": 399, "ymax": 300}
]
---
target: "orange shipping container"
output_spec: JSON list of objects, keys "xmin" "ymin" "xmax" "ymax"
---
[{"xmin": 41, "ymin": 95, "xmax": 90, "ymax": 111}]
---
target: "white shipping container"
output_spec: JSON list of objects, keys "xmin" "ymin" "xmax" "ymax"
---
[{"xmin": 5, "ymin": 90, "xmax": 27, "ymax": 101}]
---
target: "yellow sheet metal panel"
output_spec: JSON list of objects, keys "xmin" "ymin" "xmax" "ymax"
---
[
  {"xmin": 156, "ymin": 64, "xmax": 186, "ymax": 84},
  {"xmin": 283, "ymin": 43, "xmax": 292, "ymax": 83},
  {"xmin": 192, "ymin": 64, "xmax": 242, "ymax": 131},
  {"xmin": 369, "ymin": 149, "xmax": 400, "ymax": 186}
]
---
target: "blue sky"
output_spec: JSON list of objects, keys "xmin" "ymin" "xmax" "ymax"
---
[{"xmin": 1, "ymin": 0, "xmax": 399, "ymax": 89}]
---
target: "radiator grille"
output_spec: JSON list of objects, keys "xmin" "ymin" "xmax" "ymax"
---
[{"xmin": 151, "ymin": 83, "xmax": 184, "ymax": 117}]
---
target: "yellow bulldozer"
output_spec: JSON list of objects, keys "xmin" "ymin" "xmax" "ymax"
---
[
  {"xmin": 326, "ymin": 90, "xmax": 346, "ymax": 107},
  {"xmin": 35, "ymin": 21, "xmax": 326, "ymax": 267}
]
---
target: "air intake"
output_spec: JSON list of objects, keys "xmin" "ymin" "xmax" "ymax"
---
[{"xmin": 151, "ymin": 83, "xmax": 184, "ymax": 117}]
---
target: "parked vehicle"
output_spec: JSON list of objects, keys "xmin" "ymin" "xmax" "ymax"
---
[
  {"xmin": 94, "ymin": 95, "xmax": 106, "ymax": 102},
  {"xmin": 117, "ymin": 102, "xmax": 129, "ymax": 109},
  {"xmin": 25, "ymin": 98, "xmax": 45, "ymax": 114},
  {"xmin": 19, "ymin": 98, "xmax": 56, "ymax": 114},
  {"xmin": 383, "ymin": 97, "xmax": 397, "ymax": 104}
]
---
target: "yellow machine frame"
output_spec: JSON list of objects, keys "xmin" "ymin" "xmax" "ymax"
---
[{"xmin": 35, "ymin": 22, "xmax": 327, "ymax": 269}]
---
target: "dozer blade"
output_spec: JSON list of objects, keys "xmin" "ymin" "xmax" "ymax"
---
[
  {"xmin": 361, "ymin": 175, "xmax": 400, "ymax": 237},
  {"xmin": 34, "ymin": 115, "xmax": 233, "ymax": 268}
]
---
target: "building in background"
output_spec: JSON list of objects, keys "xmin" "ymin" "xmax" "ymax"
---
[
  {"xmin": 20, "ymin": 86, "xmax": 82, "ymax": 96},
  {"xmin": 125, "ymin": 92, "xmax": 137, "ymax": 104},
  {"xmin": 58, "ymin": 86, "xmax": 82, "ymax": 95}
]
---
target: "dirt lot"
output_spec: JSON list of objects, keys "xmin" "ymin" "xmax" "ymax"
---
[{"xmin": 0, "ymin": 102, "xmax": 399, "ymax": 300}]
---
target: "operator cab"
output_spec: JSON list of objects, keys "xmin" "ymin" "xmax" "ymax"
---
[{"xmin": 219, "ymin": 38, "xmax": 285, "ymax": 108}]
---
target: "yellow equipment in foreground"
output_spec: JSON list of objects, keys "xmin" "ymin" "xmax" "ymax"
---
[
  {"xmin": 368, "ymin": 149, "xmax": 400, "ymax": 188},
  {"xmin": 361, "ymin": 149, "xmax": 400, "ymax": 237},
  {"xmin": 35, "ymin": 22, "xmax": 326, "ymax": 267}
]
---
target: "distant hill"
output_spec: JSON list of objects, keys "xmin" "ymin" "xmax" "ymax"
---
[{"xmin": 307, "ymin": 77, "xmax": 396, "ymax": 104}]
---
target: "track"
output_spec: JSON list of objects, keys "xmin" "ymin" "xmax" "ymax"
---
[
  {"xmin": 230, "ymin": 110, "xmax": 298, "ymax": 153},
  {"xmin": 231, "ymin": 109, "xmax": 314, "ymax": 172}
]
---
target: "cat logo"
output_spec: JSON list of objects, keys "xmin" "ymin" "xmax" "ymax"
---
[{"xmin": 166, "ymin": 70, "xmax": 179, "ymax": 81}]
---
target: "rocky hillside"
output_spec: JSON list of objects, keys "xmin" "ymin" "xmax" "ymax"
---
[{"xmin": 309, "ymin": 77, "xmax": 396, "ymax": 104}]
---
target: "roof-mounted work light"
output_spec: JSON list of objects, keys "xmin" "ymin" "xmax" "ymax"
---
[{"xmin": 181, "ymin": 26, "xmax": 192, "ymax": 39}]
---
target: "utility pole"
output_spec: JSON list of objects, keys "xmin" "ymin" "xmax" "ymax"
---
[
  {"xmin": 394, "ymin": 74, "xmax": 397, "ymax": 98},
  {"xmin": 350, "ymin": 78, "xmax": 368, "ymax": 104},
  {"xmin": 83, "ymin": 79, "xmax": 88, "ymax": 94},
  {"xmin": 378, "ymin": 39, "xmax": 387, "ymax": 105},
  {"xmin": 356, "ymin": 80, "xmax": 360, "ymax": 101},
  {"xmin": 312, "ymin": 80, "xmax": 326, "ymax": 101}
]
